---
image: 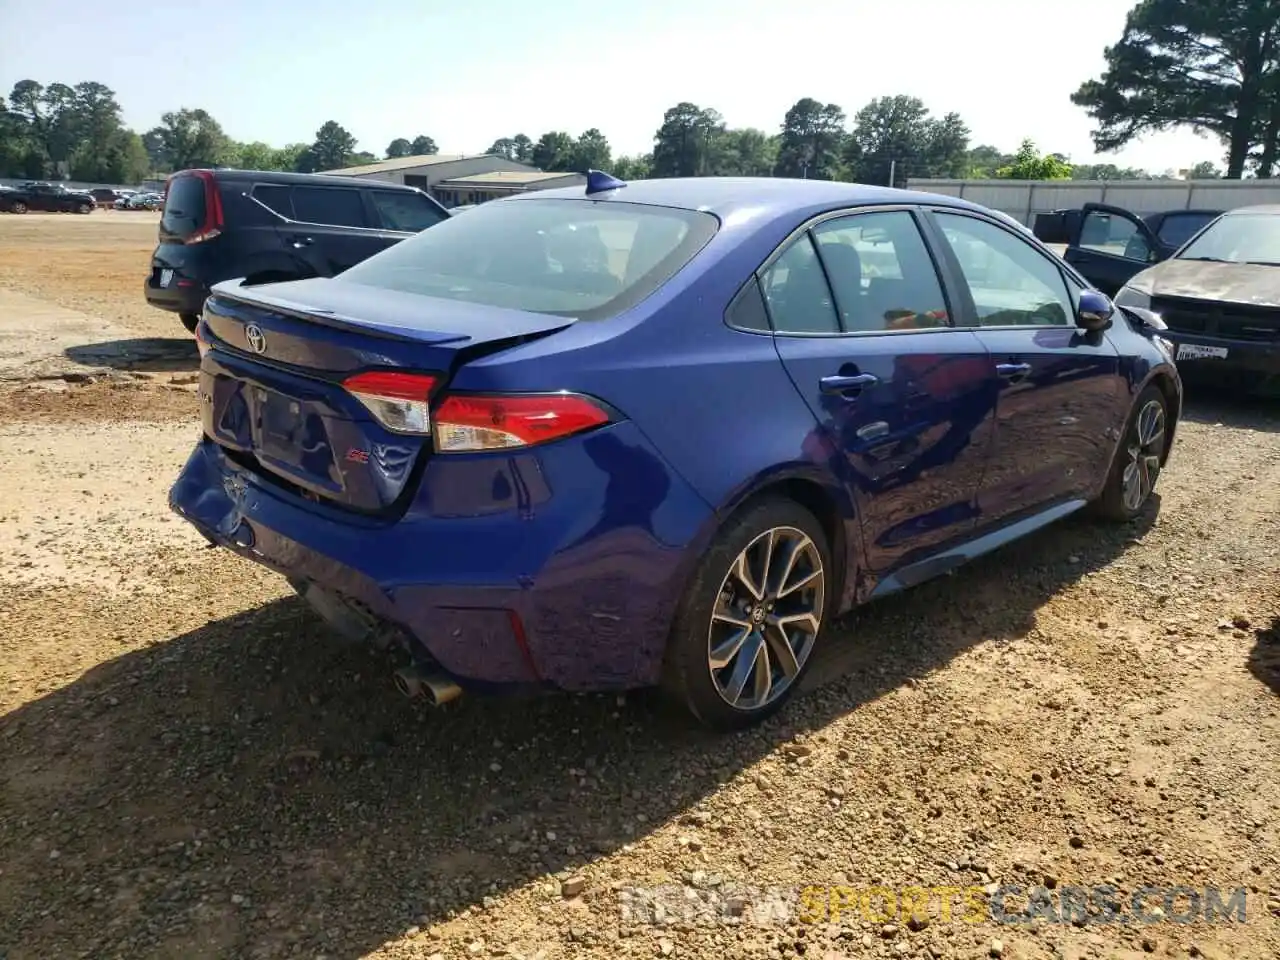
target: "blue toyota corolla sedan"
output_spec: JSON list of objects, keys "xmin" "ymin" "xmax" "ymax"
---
[{"xmin": 171, "ymin": 174, "xmax": 1181, "ymax": 729}]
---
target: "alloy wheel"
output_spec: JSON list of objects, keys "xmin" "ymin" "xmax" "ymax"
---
[
  {"xmin": 1121, "ymin": 399, "xmax": 1165, "ymax": 512},
  {"xmin": 707, "ymin": 526, "xmax": 825, "ymax": 711}
]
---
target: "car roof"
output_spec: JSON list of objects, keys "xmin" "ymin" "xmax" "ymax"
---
[
  {"xmin": 183, "ymin": 168, "xmax": 422, "ymax": 191},
  {"xmin": 505, "ymin": 176, "xmax": 994, "ymax": 219},
  {"xmin": 1224, "ymin": 204, "xmax": 1280, "ymax": 216}
]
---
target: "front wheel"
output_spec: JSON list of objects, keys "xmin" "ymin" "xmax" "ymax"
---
[
  {"xmin": 662, "ymin": 497, "xmax": 830, "ymax": 730},
  {"xmin": 76, "ymin": 203, "xmax": 92, "ymax": 215},
  {"xmin": 10, "ymin": 201, "xmax": 26, "ymax": 214},
  {"xmin": 1093, "ymin": 383, "xmax": 1169, "ymax": 522}
]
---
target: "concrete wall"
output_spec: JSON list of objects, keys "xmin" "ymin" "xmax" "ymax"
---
[{"xmin": 905, "ymin": 178, "xmax": 1280, "ymax": 225}]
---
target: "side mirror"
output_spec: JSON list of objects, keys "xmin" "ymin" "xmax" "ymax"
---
[{"xmin": 1076, "ymin": 290, "xmax": 1115, "ymax": 331}]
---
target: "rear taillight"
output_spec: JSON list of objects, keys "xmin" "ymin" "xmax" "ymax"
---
[
  {"xmin": 343, "ymin": 371, "xmax": 438, "ymax": 434},
  {"xmin": 432, "ymin": 393, "xmax": 610, "ymax": 452},
  {"xmin": 194, "ymin": 319, "xmax": 211, "ymax": 359},
  {"xmin": 174, "ymin": 170, "xmax": 224, "ymax": 245}
]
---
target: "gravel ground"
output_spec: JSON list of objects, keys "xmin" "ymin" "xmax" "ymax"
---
[{"xmin": 1, "ymin": 214, "xmax": 1279, "ymax": 960}]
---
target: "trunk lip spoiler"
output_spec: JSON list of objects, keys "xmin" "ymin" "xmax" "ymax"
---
[{"xmin": 207, "ymin": 283, "xmax": 469, "ymax": 345}]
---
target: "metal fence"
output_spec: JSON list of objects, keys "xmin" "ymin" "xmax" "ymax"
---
[{"xmin": 905, "ymin": 178, "xmax": 1280, "ymax": 225}]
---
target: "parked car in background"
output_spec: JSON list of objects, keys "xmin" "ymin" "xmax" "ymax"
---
[
  {"xmin": 145, "ymin": 168, "xmax": 450, "ymax": 333},
  {"xmin": 1033, "ymin": 204, "xmax": 1223, "ymax": 295},
  {"xmin": 91, "ymin": 188, "xmax": 132, "ymax": 208},
  {"xmin": 1111, "ymin": 205, "xmax": 1280, "ymax": 386},
  {"xmin": 170, "ymin": 175, "xmax": 1181, "ymax": 729},
  {"xmin": 120, "ymin": 192, "xmax": 163, "ymax": 210},
  {"xmin": 0, "ymin": 181, "xmax": 95, "ymax": 214}
]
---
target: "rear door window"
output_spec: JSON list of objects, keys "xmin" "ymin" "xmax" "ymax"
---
[
  {"xmin": 335, "ymin": 198, "xmax": 718, "ymax": 321},
  {"xmin": 252, "ymin": 184, "xmax": 294, "ymax": 219},
  {"xmin": 291, "ymin": 186, "xmax": 368, "ymax": 228},
  {"xmin": 812, "ymin": 211, "xmax": 951, "ymax": 331},
  {"xmin": 161, "ymin": 175, "xmax": 207, "ymax": 239},
  {"xmin": 759, "ymin": 235, "xmax": 840, "ymax": 334},
  {"xmin": 369, "ymin": 190, "xmax": 447, "ymax": 232}
]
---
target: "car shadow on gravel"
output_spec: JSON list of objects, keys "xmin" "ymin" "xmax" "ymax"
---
[
  {"xmin": 64, "ymin": 336, "xmax": 198, "ymax": 373},
  {"xmin": 1248, "ymin": 616, "xmax": 1280, "ymax": 695},
  {"xmin": 0, "ymin": 504, "xmax": 1156, "ymax": 958},
  {"xmin": 1181, "ymin": 385, "xmax": 1280, "ymax": 432}
]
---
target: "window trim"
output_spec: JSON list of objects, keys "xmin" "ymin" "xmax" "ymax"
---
[
  {"xmin": 920, "ymin": 207, "xmax": 1083, "ymax": 331},
  {"xmin": 249, "ymin": 182, "xmax": 295, "ymax": 220},
  {"xmin": 725, "ymin": 203, "xmax": 966, "ymax": 339}
]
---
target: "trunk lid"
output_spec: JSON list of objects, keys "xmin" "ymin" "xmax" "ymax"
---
[{"xmin": 199, "ymin": 277, "xmax": 573, "ymax": 513}]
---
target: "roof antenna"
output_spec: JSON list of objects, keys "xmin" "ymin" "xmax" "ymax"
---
[{"xmin": 585, "ymin": 169, "xmax": 626, "ymax": 196}]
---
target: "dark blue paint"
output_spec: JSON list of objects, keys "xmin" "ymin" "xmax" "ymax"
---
[
  {"xmin": 586, "ymin": 169, "xmax": 627, "ymax": 195},
  {"xmin": 171, "ymin": 177, "xmax": 1182, "ymax": 695}
]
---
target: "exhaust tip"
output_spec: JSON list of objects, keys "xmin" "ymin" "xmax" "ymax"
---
[
  {"xmin": 422, "ymin": 675, "xmax": 463, "ymax": 706},
  {"xmin": 393, "ymin": 667, "xmax": 423, "ymax": 700},
  {"xmin": 393, "ymin": 665, "xmax": 461, "ymax": 707}
]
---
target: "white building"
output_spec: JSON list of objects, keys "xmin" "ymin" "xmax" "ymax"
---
[
  {"xmin": 323, "ymin": 154, "xmax": 584, "ymax": 207},
  {"xmin": 433, "ymin": 170, "xmax": 586, "ymax": 207}
]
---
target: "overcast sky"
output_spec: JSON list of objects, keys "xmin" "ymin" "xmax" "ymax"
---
[{"xmin": 0, "ymin": 0, "xmax": 1222, "ymax": 174}]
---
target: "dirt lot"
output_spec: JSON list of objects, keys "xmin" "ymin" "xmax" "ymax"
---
[{"xmin": 1, "ymin": 212, "xmax": 1279, "ymax": 960}]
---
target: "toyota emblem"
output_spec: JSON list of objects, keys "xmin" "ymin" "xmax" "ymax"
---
[{"xmin": 244, "ymin": 323, "xmax": 267, "ymax": 354}]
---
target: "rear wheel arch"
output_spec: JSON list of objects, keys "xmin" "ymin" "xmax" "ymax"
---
[
  {"xmin": 714, "ymin": 474, "xmax": 854, "ymax": 609},
  {"xmin": 661, "ymin": 491, "xmax": 837, "ymax": 728},
  {"xmin": 1145, "ymin": 370, "xmax": 1179, "ymax": 462}
]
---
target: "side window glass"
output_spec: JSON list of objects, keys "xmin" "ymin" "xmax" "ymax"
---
[
  {"xmin": 1078, "ymin": 209, "xmax": 1151, "ymax": 262},
  {"xmin": 252, "ymin": 184, "xmax": 293, "ymax": 219},
  {"xmin": 726, "ymin": 278, "xmax": 771, "ymax": 331},
  {"xmin": 759, "ymin": 234, "xmax": 839, "ymax": 334},
  {"xmin": 1156, "ymin": 213, "xmax": 1211, "ymax": 250},
  {"xmin": 291, "ymin": 186, "xmax": 367, "ymax": 228},
  {"xmin": 812, "ymin": 211, "xmax": 950, "ymax": 332},
  {"xmin": 934, "ymin": 213, "xmax": 1074, "ymax": 327},
  {"xmin": 370, "ymin": 190, "xmax": 447, "ymax": 232}
]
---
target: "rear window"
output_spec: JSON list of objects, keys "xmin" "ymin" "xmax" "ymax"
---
[
  {"xmin": 335, "ymin": 198, "xmax": 719, "ymax": 320},
  {"xmin": 370, "ymin": 190, "xmax": 447, "ymax": 232},
  {"xmin": 161, "ymin": 175, "xmax": 207, "ymax": 238}
]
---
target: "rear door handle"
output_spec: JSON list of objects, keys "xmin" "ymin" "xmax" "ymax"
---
[
  {"xmin": 996, "ymin": 362, "xmax": 1032, "ymax": 383},
  {"xmin": 819, "ymin": 373, "xmax": 879, "ymax": 395}
]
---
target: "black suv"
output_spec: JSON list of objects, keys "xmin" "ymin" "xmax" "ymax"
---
[
  {"xmin": 0, "ymin": 181, "xmax": 96, "ymax": 214},
  {"xmin": 144, "ymin": 169, "xmax": 450, "ymax": 333}
]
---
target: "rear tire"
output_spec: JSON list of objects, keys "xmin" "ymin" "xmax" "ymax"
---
[
  {"xmin": 10, "ymin": 201, "xmax": 26, "ymax": 214},
  {"xmin": 1092, "ymin": 383, "xmax": 1168, "ymax": 522},
  {"xmin": 179, "ymin": 313, "xmax": 199, "ymax": 334},
  {"xmin": 661, "ymin": 497, "xmax": 831, "ymax": 731},
  {"xmin": 76, "ymin": 203, "xmax": 92, "ymax": 215}
]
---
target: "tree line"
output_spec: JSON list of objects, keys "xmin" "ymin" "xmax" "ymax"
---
[
  {"xmin": 0, "ymin": 80, "xmax": 1224, "ymax": 188},
  {"xmin": 3, "ymin": 0, "xmax": 1266, "ymax": 187}
]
